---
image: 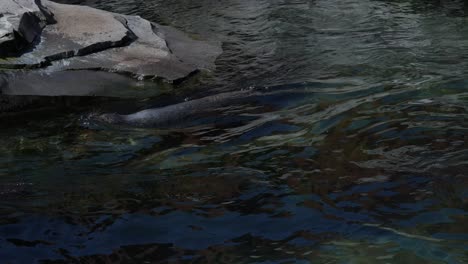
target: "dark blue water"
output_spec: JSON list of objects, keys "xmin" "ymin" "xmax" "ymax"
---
[{"xmin": 1, "ymin": 0, "xmax": 468, "ymax": 263}]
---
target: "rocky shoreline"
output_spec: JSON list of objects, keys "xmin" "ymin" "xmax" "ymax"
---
[{"xmin": 0, "ymin": 0, "xmax": 221, "ymax": 110}]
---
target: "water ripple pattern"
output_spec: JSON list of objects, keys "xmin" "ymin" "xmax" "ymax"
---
[{"xmin": 2, "ymin": 0, "xmax": 468, "ymax": 263}]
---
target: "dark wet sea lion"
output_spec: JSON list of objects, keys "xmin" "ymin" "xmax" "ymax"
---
[{"xmin": 93, "ymin": 90, "xmax": 260, "ymax": 127}]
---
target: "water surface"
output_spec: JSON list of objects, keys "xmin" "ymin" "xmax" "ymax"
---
[{"xmin": 1, "ymin": 0, "xmax": 468, "ymax": 263}]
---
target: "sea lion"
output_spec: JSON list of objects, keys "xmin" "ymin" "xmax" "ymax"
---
[{"xmin": 92, "ymin": 89, "xmax": 260, "ymax": 127}]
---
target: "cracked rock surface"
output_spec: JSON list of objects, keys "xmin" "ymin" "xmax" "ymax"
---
[{"xmin": 0, "ymin": 0, "xmax": 222, "ymax": 101}]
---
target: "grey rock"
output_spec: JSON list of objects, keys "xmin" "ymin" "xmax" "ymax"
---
[
  {"xmin": 0, "ymin": 0, "xmax": 135, "ymax": 67},
  {"xmin": 35, "ymin": 1, "xmax": 136, "ymax": 60},
  {"xmin": 0, "ymin": 69, "xmax": 175, "ymax": 99},
  {"xmin": 0, "ymin": 0, "xmax": 222, "ymax": 99},
  {"xmin": 59, "ymin": 16, "xmax": 221, "ymax": 81},
  {"xmin": 0, "ymin": 0, "xmax": 53, "ymax": 56}
]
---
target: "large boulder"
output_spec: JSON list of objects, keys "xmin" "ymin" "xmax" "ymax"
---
[{"xmin": 0, "ymin": 0, "xmax": 221, "ymax": 102}]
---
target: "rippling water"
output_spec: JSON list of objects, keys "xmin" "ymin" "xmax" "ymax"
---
[{"xmin": 2, "ymin": 0, "xmax": 468, "ymax": 263}]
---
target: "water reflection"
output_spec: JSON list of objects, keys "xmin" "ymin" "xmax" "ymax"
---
[{"xmin": 2, "ymin": 0, "xmax": 468, "ymax": 263}]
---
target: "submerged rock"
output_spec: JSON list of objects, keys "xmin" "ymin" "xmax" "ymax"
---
[{"xmin": 0, "ymin": 0, "xmax": 221, "ymax": 101}]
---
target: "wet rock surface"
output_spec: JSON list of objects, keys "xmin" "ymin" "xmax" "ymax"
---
[{"xmin": 0, "ymin": 0, "xmax": 221, "ymax": 105}]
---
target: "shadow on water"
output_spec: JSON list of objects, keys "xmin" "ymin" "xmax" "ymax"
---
[{"xmin": 2, "ymin": 0, "xmax": 468, "ymax": 263}]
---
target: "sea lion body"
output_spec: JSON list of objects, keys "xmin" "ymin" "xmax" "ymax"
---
[{"xmin": 94, "ymin": 90, "xmax": 258, "ymax": 127}]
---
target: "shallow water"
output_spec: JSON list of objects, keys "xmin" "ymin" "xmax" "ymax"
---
[{"xmin": 2, "ymin": 0, "xmax": 468, "ymax": 263}]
